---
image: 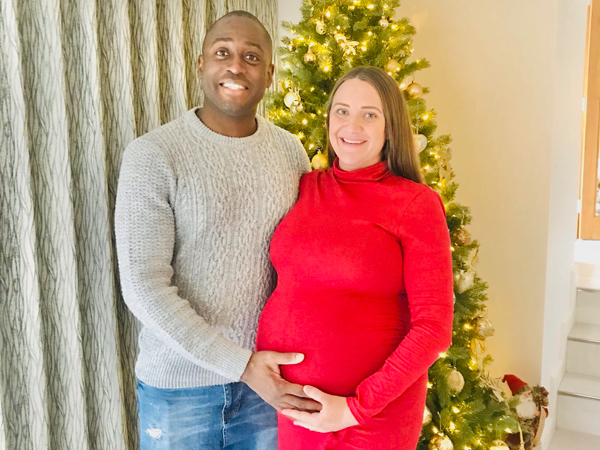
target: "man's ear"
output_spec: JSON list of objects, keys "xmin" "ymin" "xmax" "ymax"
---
[
  {"xmin": 266, "ymin": 63, "xmax": 274, "ymax": 89},
  {"xmin": 197, "ymin": 54, "xmax": 204, "ymax": 78}
]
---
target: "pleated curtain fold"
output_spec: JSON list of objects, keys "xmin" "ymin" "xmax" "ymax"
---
[{"xmin": 0, "ymin": 1, "xmax": 279, "ymax": 449}]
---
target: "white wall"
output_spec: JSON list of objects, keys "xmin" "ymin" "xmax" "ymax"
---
[{"xmin": 277, "ymin": 0, "xmax": 587, "ymax": 430}]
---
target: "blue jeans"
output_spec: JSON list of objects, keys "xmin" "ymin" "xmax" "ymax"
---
[{"xmin": 137, "ymin": 380, "xmax": 278, "ymax": 450}]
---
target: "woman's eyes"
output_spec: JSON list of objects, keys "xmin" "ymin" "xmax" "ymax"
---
[{"xmin": 335, "ymin": 109, "xmax": 378, "ymax": 119}]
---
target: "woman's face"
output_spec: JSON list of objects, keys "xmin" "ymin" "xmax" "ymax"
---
[{"xmin": 328, "ymin": 78, "xmax": 386, "ymax": 171}]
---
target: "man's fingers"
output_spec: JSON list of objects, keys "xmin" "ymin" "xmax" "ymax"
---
[
  {"xmin": 281, "ymin": 380, "xmax": 311, "ymax": 398},
  {"xmin": 274, "ymin": 352, "xmax": 305, "ymax": 365},
  {"xmin": 282, "ymin": 394, "xmax": 323, "ymax": 412}
]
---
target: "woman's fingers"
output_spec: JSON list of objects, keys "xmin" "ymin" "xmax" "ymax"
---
[{"xmin": 302, "ymin": 385, "xmax": 329, "ymax": 403}]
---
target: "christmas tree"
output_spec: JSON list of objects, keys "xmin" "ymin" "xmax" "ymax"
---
[{"xmin": 267, "ymin": 1, "xmax": 520, "ymax": 449}]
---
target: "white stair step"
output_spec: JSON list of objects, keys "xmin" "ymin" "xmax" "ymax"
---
[
  {"xmin": 576, "ymin": 289, "xmax": 600, "ymax": 326},
  {"xmin": 567, "ymin": 324, "xmax": 600, "ymax": 377},
  {"xmin": 557, "ymin": 373, "xmax": 600, "ymax": 436},
  {"xmin": 569, "ymin": 323, "xmax": 600, "ymax": 343},
  {"xmin": 548, "ymin": 428, "xmax": 600, "ymax": 450}
]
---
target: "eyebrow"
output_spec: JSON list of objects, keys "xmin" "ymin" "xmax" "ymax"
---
[
  {"xmin": 332, "ymin": 102, "xmax": 383, "ymax": 114},
  {"xmin": 211, "ymin": 37, "xmax": 265, "ymax": 52}
]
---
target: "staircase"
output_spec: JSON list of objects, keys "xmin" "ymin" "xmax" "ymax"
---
[{"xmin": 557, "ymin": 288, "xmax": 600, "ymax": 436}]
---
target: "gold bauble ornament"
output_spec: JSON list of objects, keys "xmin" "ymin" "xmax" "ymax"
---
[
  {"xmin": 304, "ymin": 50, "xmax": 316, "ymax": 63},
  {"xmin": 489, "ymin": 440, "xmax": 510, "ymax": 450},
  {"xmin": 316, "ymin": 21, "xmax": 326, "ymax": 35},
  {"xmin": 454, "ymin": 270, "xmax": 474, "ymax": 294},
  {"xmin": 407, "ymin": 82, "xmax": 424, "ymax": 98},
  {"xmin": 423, "ymin": 406, "xmax": 432, "ymax": 425},
  {"xmin": 284, "ymin": 91, "xmax": 301, "ymax": 109},
  {"xmin": 399, "ymin": 78, "xmax": 409, "ymax": 90},
  {"xmin": 429, "ymin": 434, "xmax": 454, "ymax": 450},
  {"xmin": 453, "ymin": 228, "xmax": 472, "ymax": 246},
  {"xmin": 414, "ymin": 134, "xmax": 428, "ymax": 152},
  {"xmin": 385, "ymin": 59, "xmax": 401, "ymax": 73},
  {"xmin": 475, "ymin": 317, "xmax": 494, "ymax": 338},
  {"xmin": 311, "ymin": 151, "xmax": 328, "ymax": 170},
  {"xmin": 379, "ymin": 17, "xmax": 390, "ymax": 28},
  {"xmin": 446, "ymin": 369, "xmax": 465, "ymax": 394}
]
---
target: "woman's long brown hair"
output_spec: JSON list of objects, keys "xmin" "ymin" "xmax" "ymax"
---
[{"xmin": 325, "ymin": 66, "xmax": 424, "ymax": 183}]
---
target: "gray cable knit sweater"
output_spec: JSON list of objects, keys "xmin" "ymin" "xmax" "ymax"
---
[{"xmin": 115, "ymin": 108, "xmax": 310, "ymax": 388}]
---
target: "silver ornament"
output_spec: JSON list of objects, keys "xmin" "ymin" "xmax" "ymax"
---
[
  {"xmin": 446, "ymin": 369, "xmax": 465, "ymax": 394},
  {"xmin": 415, "ymin": 134, "xmax": 428, "ymax": 152},
  {"xmin": 379, "ymin": 17, "xmax": 389, "ymax": 28},
  {"xmin": 475, "ymin": 317, "xmax": 494, "ymax": 338},
  {"xmin": 429, "ymin": 434, "xmax": 454, "ymax": 450},
  {"xmin": 423, "ymin": 406, "xmax": 432, "ymax": 425},
  {"xmin": 454, "ymin": 270, "xmax": 474, "ymax": 294}
]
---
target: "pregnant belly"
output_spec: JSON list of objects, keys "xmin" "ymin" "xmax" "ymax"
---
[{"xmin": 256, "ymin": 290, "xmax": 406, "ymax": 397}]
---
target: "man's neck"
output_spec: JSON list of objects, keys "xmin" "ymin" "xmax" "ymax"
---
[{"xmin": 195, "ymin": 107, "xmax": 257, "ymax": 138}]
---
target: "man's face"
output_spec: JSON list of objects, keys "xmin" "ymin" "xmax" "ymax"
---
[{"xmin": 198, "ymin": 16, "xmax": 274, "ymax": 119}]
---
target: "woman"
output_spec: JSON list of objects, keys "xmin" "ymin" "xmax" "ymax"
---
[{"xmin": 255, "ymin": 67, "xmax": 454, "ymax": 450}]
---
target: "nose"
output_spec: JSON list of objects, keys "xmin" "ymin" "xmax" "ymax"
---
[
  {"xmin": 227, "ymin": 53, "xmax": 246, "ymax": 75},
  {"xmin": 346, "ymin": 114, "xmax": 363, "ymax": 132}
]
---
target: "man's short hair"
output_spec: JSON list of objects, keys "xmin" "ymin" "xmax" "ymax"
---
[{"xmin": 203, "ymin": 10, "xmax": 273, "ymax": 57}]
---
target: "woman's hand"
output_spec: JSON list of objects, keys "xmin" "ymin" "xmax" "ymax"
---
[{"xmin": 281, "ymin": 385, "xmax": 359, "ymax": 433}]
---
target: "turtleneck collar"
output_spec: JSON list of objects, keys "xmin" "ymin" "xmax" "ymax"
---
[
  {"xmin": 332, "ymin": 157, "xmax": 390, "ymax": 182},
  {"xmin": 184, "ymin": 107, "xmax": 269, "ymax": 148}
]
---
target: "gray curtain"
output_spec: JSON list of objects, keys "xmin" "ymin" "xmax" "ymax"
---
[{"xmin": 0, "ymin": 1, "xmax": 278, "ymax": 449}]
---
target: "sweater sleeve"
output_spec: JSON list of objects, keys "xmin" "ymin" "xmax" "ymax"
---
[
  {"xmin": 114, "ymin": 140, "xmax": 252, "ymax": 381},
  {"xmin": 347, "ymin": 188, "xmax": 454, "ymax": 423}
]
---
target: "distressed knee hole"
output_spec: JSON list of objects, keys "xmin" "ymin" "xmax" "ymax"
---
[{"xmin": 146, "ymin": 428, "xmax": 163, "ymax": 439}]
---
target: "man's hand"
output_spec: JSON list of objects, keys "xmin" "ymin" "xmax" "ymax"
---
[
  {"xmin": 240, "ymin": 351, "xmax": 322, "ymax": 413},
  {"xmin": 280, "ymin": 385, "xmax": 359, "ymax": 433}
]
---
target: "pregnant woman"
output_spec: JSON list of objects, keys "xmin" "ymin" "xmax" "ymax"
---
[{"xmin": 255, "ymin": 67, "xmax": 454, "ymax": 450}]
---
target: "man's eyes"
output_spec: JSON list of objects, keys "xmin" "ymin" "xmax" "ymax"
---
[{"xmin": 214, "ymin": 49, "xmax": 260, "ymax": 62}]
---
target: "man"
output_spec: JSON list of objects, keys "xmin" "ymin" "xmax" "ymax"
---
[{"xmin": 115, "ymin": 11, "xmax": 318, "ymax": 450}]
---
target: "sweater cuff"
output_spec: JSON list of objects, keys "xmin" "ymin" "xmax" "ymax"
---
[
  {"xmin": 210, "ymin": 334, "xmax": 253, "ymax": 381},
  {"xmin": 346, "ymin": 397, "xmax": 369, "ymax": 425}
]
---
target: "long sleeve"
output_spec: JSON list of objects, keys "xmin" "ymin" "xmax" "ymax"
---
[
  {"xmin": 347, "ymin": 188, "xmax": 454, "ymax": 423},
  {"xmin": 115, "ymin": 140, "xmax": 252, "ymax": 382}
]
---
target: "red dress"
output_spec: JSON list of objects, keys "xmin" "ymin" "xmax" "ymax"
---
[{"xmin": 256, "ymin": 159, "xmax": 454, "ymax": 450}]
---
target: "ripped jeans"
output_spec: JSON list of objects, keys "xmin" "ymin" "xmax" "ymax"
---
[{"xmin": 137, "ymin": 380, "xmax": 278, "ymax": 450}]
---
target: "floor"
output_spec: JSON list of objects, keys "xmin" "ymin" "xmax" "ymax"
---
[{"xmin": 548, "ymin": 429, "xmax": 600, "ymax": 450}]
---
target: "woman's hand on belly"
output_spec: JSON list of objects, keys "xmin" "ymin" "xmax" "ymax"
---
[{"xmin": 281, "ymin": 385, "xmax": 359, "ymax": 433}]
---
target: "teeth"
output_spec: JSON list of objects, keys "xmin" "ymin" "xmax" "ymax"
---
[
  {"xmin": 342, "ymin": 138, "xmax": 365, "ymax": 144},
  {"xmin": 222, "ymin": 83, "xmax": 245, "ymax": 90}
]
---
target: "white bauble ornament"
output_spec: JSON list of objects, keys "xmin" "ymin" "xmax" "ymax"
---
[
  {"xmin": 475, "ymin": 317, "xmax": 494, "ymax": 338},
  {"xmin": 489, "ymin": 440, "xmax": 510, "ymax": 450},
  {"xmin": 446, "ymin": 369, "xmax": 465, "ymax": 394},
  {"xmin": 414, "ymin": 134, "xmax": 428, "ymax": 152},
  {"xmin": 407, "ymin": 82, "xmax": 423, "ymax": 98},
  {"xmin": 379, "ymin": 17, "xmax": 390, "ymax": 28},
  {"xmin": 423, "ymin": 406, "xmax": 432, "ymax": 425},
  {"xmin": 284, "ymin": 91, "xmax": 300, "ymax": 108},
  {"xmin": 316, "ymin": 21, "xmax": 326, "ymax": 35},
  {"xmin": 385, "ymin": 59, "xmax": 401, "ymax": 73},
  {"xmin": 454, "ymin": 270, "xmax": 474, "ymax": 294},
  {"xmin": 429, "ymin": 434, "xmax": 454, "ymax": 450}
]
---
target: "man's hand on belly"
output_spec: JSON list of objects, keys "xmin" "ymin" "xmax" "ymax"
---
[
  {"xmin": 281, "ymin": 386, "xmax": 359, "ymax": 433},
  {"xmin": 240, "ymin": 351, "xmax": 323, "ymax": 413}
]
